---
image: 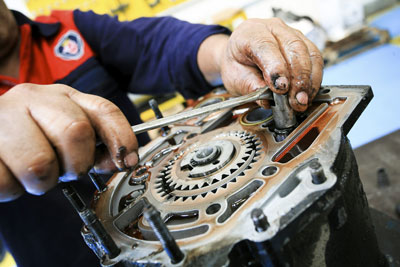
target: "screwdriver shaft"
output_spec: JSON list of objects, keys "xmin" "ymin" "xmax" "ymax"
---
[{"xmin": 132, "ymin": 87, "xmax": 272, "ymax": 134}]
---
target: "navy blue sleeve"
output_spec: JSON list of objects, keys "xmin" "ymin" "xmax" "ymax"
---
[{"xmin": 73, "ymin": 10, "xmax": 231, "ymax": 99}]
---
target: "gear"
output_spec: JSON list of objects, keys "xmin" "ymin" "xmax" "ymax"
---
[{"xmin": 153, "ymin": 130, "xmax": 263, "ymax": 202}]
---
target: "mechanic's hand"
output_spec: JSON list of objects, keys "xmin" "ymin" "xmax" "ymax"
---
[
  {"xmin": 199, "ymin": 18, "xmax": 323, "ymax": 112},
  {"xmin": 0, "ymin": 84, "xmax": 138, "ymax": 202}
]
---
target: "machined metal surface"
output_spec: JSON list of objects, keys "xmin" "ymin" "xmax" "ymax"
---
[{"xmin": 84, "ymin": 86, "xmax": 383, "ymax": 266}]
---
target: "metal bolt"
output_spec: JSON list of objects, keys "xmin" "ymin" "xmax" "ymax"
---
[
  {"xmin": 251, "ymin": 208, "xmax": 269, "ymax": 232},
  {"xmin": 88, "ymin": 172, "xmax": 107, "ymax": 192},
  {"xmin": 310, "ymin": 161, "xmax": 326, "ymax": 184},
  {"xmin": 143, "ymin": 204, "xmax": 184, "ymax": 264},
  {"xmin": 62, "ymin": 183, "xmax": 120, "ymax": 259},
  {"xmin": 149, "ymin": 99, "xmax": 170, "ymax": 136}
]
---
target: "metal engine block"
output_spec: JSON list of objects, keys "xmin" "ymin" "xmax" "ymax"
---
[{"xmin": 84, "ymin": 86, "xmax": 385, "ymax": 266}]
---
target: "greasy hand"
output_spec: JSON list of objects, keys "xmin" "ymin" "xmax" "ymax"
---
[
  {"xmin": 0, "ymin": 84, "xmax": 138, "ymax": 202},
  {"xmin": 221, "ymin": 18, "xmax": 323, "ymax": 111}
]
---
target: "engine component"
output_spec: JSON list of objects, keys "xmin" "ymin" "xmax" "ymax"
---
[{"xmin": 84, "ymin": 86, "xmax": 385, "ymax": 266}]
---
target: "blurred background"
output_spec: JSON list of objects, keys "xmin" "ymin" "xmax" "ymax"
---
[{"xmin": 1, "ymin": 0, "xmax": 399, "ymax": 266}]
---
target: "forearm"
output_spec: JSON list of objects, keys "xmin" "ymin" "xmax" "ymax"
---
[
  {"xmin": 197, "ymin": 34, "xmax": 229, "ymax": 86},
  {"xmin": 74, "ymin": 11, "xmax": 231, "ymax": 98}
]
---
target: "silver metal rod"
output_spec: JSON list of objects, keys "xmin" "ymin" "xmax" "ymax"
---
[{"xmin": 132, "ymin": 87, "xmax": 272, "ymax": 134}]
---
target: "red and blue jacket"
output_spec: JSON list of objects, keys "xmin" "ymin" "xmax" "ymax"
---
[{"xmin": 0, "ymin": 10, "xmax": 230, "ymax": 267}]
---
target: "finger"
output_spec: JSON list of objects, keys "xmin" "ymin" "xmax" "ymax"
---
[
  {"xmin": 0, "ymin": 159, "xmax": 24, "ymax": 202},
  {"xmin": 221, "ymin": 57, "xmax": 270, "ymax": 109},
  {"xmin": 93, "ymin": 144, "xmax": 119, "ymax": 173},
  {"xmin": 295, "ymin": 33, "xmax": 324, "ymax": 104},
  {"xmin": 232, "ymin": 19, "xmax": 290, "ymax": 94},
  {"xmin": 67, "ymin": 89, "xmax": 139, "ymax": 170},
  {"xmin": 0, "ymin": 108, "xmax": 59, "ymax": 195},
  {"xmin": 27, "ymin": 92, "xmax": 96, "ymax": 181},
  {"xmin": 222, "ymin": 57, "xmax": 267, "ymax": 95},
  {"xmin": 269, "ymin": 23, "xmax": 312, "ymax": 111}
]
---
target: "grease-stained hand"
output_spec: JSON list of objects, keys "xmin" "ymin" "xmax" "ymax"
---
[
  {"xmin": 220, "ymin": 18, "xmax": 324, "ymax": 111},
  {"xmin": 0, "ymin": 84, "xmax": 138, "ymax": 202}
]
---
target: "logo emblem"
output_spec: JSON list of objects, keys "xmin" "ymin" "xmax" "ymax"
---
[{"xmin": 54, "ymin": 30, "xmax": 84, "ymax": 60}]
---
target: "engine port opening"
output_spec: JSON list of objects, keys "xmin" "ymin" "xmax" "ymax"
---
[
  {"xmin": 272, "ymin": 102, "xmax": 334, "ymax": 163},
  {"xmin": 277, "ymin": 127, "xmax": 320, "ymax": 163},
  {"xmin": 241, "ymin": 107, "xmax": 273, "ymax": 125},
  {"xmin": 164, "ymin": 211, "xmax": 199, "ymax": 226}
]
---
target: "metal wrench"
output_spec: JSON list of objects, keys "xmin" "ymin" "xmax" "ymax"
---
[{"xmin": 131, "ymin": 87, "xmax": 273, "ymax": 134}]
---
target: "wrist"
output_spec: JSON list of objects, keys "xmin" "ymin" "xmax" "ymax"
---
[{"xmin": 197, "ymin": 34, "xmax": 229, "ymax": 85}]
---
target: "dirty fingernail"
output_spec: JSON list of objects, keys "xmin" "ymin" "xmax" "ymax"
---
[
  {"xmin": 274, "ymin": 76, "xmax": 289, "ymax": 90},
  {"xmin": 124, "ymin": 151, "xmax": 139, "ymax": 168},
  {"xmin": 296, "ymin": 91, "xmax": 308, "ymax": 105}
]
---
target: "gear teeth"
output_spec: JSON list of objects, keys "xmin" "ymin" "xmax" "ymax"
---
[
  {"xmin": 175, "ymin": 185, "xmax": 183, "ymax": 190},
  {"xmin": 155, "ymin": 184, "xmax": 163, "ymax": 189},
  {"xmin": 188, "ymin": 184, "xmax": 197, "ymax": 190},
  {"xmin": 245, "ymin": 149, "xmax": 253, "ymax": 155},
  {"xmin": 154, "ymin": 129, "xmax": 262, "ymax": 201},
  {"xmin": 201, "ymin": 182, "xmax": 209, "ymax": 188},
  {"xmin": 182, "ymin": 185, "xmax": 190, "ymax": 191}
]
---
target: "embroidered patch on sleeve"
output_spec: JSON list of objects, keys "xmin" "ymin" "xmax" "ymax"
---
[{"xmin": 54, "ymin": 30, "xmax": 84, "ymax": 60}]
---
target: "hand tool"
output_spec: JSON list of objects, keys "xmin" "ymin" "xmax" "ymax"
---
[{"xmin": 131, "ymin": 87, "xmax": 273, "ymax": 134}]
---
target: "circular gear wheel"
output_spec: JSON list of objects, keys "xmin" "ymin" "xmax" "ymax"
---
[{"xmin": 153, "ymin": 130, "xmax": 263, "ymax": 202}]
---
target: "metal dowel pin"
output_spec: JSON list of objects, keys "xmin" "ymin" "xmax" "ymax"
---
[
  {"xmin": 149, "ymin": 99, "xmax": 170, "ymax": 136},
  {"xmin": 61, "ymin": 183, "xmax": 120, "ymax": 259},
  {"xmin": 143, "ymin": 203, "xmax": 184, "ymax": 264},
  {"xmin": 251, "ymin": 208, "xmax": 270, "ymax": 232},
  {"xmin": 310, "ymin": 161, "xmax": 327, "ymax": 184}
]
